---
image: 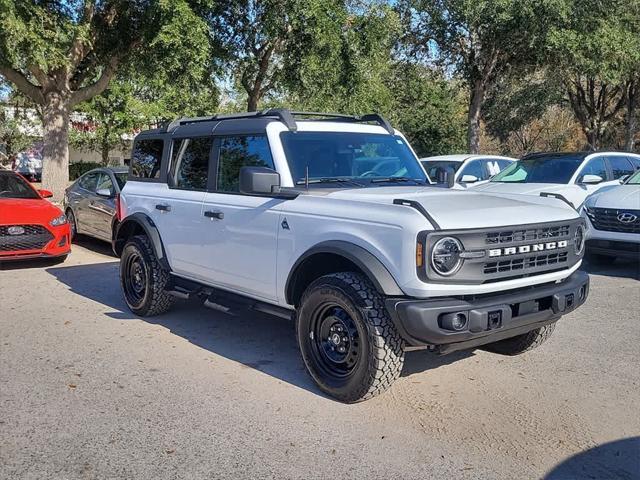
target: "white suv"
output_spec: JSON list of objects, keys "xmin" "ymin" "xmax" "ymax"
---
[{"xmin": 113, "ymin": 110, "xmax": 589, "ymax": 403}]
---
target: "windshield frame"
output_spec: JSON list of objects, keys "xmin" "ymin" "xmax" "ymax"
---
[
  {"xmin": 0, "ymin": 172, "xmax": 41, "ymax": 200},
  {"xmin": 279, "ymin": 130, "xmax": 431, "ymax": 188}
]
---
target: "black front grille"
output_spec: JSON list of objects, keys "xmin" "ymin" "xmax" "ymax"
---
[
  {"xmin": 586, "ymin": 208, "xmax": 640, "ymax": 234},
  {"xmin": 486, "ymin": 225, "xmax": 571, "ymax": 244},
  {"xmin": 0, "ymin": 225, "xmax": 53, "ymax": 252},
  {"xmin": 484, "ymin": 252, "xmax": 569, "ymax": 275}
]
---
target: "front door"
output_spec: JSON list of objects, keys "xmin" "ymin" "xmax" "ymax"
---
[
  {"xmin": 200, "ymin": 135, "xmax": 282, "ymax": 302},
  {"xmin": 86, "ymin": 172, "xmax": 117, "ymax": 241}
]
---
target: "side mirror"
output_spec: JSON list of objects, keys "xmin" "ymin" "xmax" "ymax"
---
[
  {"xmin": 460, "ymin": 174, "xmax": 479, "ymax": 183},
  {"xmin": 581, "ymin": 174, "xmax": 603, "ymax": 185},
  {"xmin": 619, "ymin": 175, "xmax": 629, "ymax": 184},
  {"xmin": 38, "ymin": 189, "xmax": 53, "ymax": 198},
  {"xmin": 96, "ymin": 188, "xmax": 113, "ymax": 198},
  {"xmin": 239, "ymin": 166, "xmax": 282, "ymax": 195}
]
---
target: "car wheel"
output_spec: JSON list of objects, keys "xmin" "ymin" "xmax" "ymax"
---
[
  {"xmin": 66, "ymin": 208, "xmax": 77, "ymax": 241},
  {"xmin": 120, "ymin": 234, "xmax": 173, "ymax": 316},
  {"xmin": 296, "ymin": 272, "xmax": 405, "ymax": 403},
  {"xmin": 482, "ymin": 323, "xmax": 556, "ymax": 355}
]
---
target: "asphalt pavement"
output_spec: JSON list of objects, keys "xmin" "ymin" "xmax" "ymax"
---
[{"xmin": 1, "ymin": 238, "xmax": 638, "ymax": 479}]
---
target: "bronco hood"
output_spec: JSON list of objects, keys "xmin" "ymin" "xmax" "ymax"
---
[
  {"xmin": 324, "ymin": 186, "xmax": 579, "ymax": 230},
  {"xmin": 470, "ymin": 182, "xmax": 585, "ymax": 208}
]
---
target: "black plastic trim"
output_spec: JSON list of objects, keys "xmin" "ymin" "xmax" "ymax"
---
[
  {"xmin": 285, "ymin": 240, "xmax": 404, "ymax": 304},
  {"xmin": 112, "ymin": 212, "xmax": 170, "ymax": 271},
  {"xmin": 539, "ymin": 192, "xmax": 577, "ymax": 210},
  {"xmin": 393, "ymin": 198, "xmax": 441, "ymax": 230}
]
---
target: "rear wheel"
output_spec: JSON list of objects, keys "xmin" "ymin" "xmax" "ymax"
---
[
  {"xmin": 296, "ymin": 272, "xmax": 405, "ymax": 403},
  {"xmin": 120, "ymin": 235, "xmax": 173, "ymax": 316},
  {"xmin": 482, "ymin": 323, "xmax": 556, "ymax": 356}
]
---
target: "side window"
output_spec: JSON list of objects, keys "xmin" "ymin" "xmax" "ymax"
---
[
  {"xmin": 608, "ymin": 156, "xmax": 634, "ymax": 179},
  {"xmin": 96, "ymin": 173, "xmax": 114, "ymax": 194},
  {"xmin": 131, "ymin": 139, "xmax": 163, "ymax": 179},
  {"xmin": 216, "ymin": 136, "xmax": 274, "ymax": 193},
  {"xmin": 483, "ymin": 159, "xmax": 504, "ymax": 177},
  {"xmin": 78, "ymin": 172, "xmax": 99, "ymax": 191},
  {"xmin": 169, "ymin": 137, "xmax": 212, "ymax": 190},
  {"xmin": 459, "ymin": 160, "xmax": 485, "ymax": 181},
  {"xmin": 578, "ymin": 157, "xmax": 607, "ymax": 181}
]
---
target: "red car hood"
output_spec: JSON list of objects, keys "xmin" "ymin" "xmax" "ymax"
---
[{"xmin": 0, "ymin": 198, "xmax": 63, "ymax": 225}]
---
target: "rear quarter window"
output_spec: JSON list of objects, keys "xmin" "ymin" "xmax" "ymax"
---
[{"xmin": 131, "ymin": 139, "xmax": 164, "ymax": 179}]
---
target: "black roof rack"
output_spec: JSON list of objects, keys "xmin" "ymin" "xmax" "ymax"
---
[{"xmin": 162, "ymin": 109, "xmax": 394, "ymax": 134}]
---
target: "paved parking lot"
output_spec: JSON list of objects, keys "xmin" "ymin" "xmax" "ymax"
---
[{"xmin": 1, "ymin": 239, "xmax": 639, "ymax": 479}]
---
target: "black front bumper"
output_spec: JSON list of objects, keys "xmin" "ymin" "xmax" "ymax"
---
[
  {"xmin": 386, "ymin": 270, "xmax": 589, "ymax": 354},
  {"xmin": 586, "ymin": 239, "xmax": 640, "ymax": 259}
]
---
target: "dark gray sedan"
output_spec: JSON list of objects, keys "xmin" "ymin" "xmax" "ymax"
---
[{"xmin": 63, "ymin": 167, "xmax": 128, "ymax": 243}]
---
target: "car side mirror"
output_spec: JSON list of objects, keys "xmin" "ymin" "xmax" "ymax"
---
[
  {"xmin": 619, "ymin": 175, "xmax": 629, "ymax": 184},
  {"xmin": 239, "ymin": 166, "xmax": 297, "ymax": 198},
  {"xmin": 580, "ymin": 174, "xmax": 603, "ymax": 185},
  {"xmin": 460, "ymin": 174, "xmax": 478, "ymax": 183},
  {"xmin": 96, "ymin": 188, "xmax": 113, "ymax": 198},
  {"xmin": 38, "ymin": 189, "xmax": 53, "ymax": 198}
]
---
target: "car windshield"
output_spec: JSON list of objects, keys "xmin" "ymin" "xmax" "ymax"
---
[
  {"xmin": 280, "ymin": 132, "xmax": 429, "ymax": 187},
  {"xmin": 114, "ymin": 172, "xmax": 127, "ymax": 190},
  {"xmin": 490, "ymin": 155, "xmax": 584, "ymax": 184},
  {"xmin": 0, "ymin": 173, "xmax": 40, "ymax": 199},
  {"xmin": 421, "ymin": 160, "xmax": 460, "ymax": 183},
  {"xmin": 624, "ymin": 170, "xmax": 640, "ymax": 184}
]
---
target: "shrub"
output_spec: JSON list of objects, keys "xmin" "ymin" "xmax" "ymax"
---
[{"xmin": 69, "ymin": 162, "xmax": 102, "ymax": 180}]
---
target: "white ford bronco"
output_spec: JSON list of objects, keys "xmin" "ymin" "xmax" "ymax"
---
[{"xmin": 113, "ymin": 110, "xmax": 589, "ymax": 403}]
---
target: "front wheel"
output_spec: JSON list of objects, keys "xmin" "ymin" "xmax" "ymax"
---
[
  {"xmin": 66, "ymin": 208, "xmax": 77, "ymax": 242},
  {"xmin": 120, "ymin": 235, "xmax": 173, "ymax": 316},
  {"xmin": 482, "ymin": 323, "xmax": 556, "ymax": 356},
  {"xmin": 296, "ymin": 272, "xmax": 405, "ymax": 403}
]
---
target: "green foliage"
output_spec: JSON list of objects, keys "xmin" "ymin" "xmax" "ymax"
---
[
  {"xmin": 386, "ymin": 63, "xmax": 467, "ymax": 156},
  {"xmin": 69, "ymin": 161, "xmax": 102, "ymax": 180}
]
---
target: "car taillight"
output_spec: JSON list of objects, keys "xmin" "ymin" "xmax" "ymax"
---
[{"xmin": 115, "ymin": 193, "xmax": 122, "ymax": 221}]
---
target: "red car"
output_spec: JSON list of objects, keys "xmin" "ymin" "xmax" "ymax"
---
[{"xmin": 0, "ymin": 171, "xmax": 71, "ymax": 262}]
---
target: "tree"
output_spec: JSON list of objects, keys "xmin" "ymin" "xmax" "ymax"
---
[
  {"xmin": 400, "ymin": 0, "xmax": 556, "ymax": 153},
  {"xmin": 0, "ymin": 0, "xmax": 212, "ymax": 198},
  {"xmin": 547, "ymin": 0, "xmax": 640, "ymax": 150}
]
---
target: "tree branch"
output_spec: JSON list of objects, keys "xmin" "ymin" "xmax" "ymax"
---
[
  {"xmin": 69, "ymin": 55, "xmax": 121, "ymax": 106},
  {"xmin": 68, "ymin": 1, "xmax": 97, "ymax": 72},
  {"xmin": 0, "ymin": 65, "xmax": 44, "ymax": 104}
]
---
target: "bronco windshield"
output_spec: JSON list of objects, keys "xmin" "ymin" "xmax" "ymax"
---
[
  {"xmin": 280, "ymin": 132, "xmax": 429, "ymax": 187},
  {"xmin": 491, "ymin": 155, "xmax": 584, "ymax": 184},
  {"xmin": 0, "ymin": 172, "xmax": 40, "ymax": 199}
]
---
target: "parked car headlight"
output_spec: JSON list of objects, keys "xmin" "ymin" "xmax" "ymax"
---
[
  {"xmin": 50, "ymin": 214, "xmax": 68, "ymax": 227},
  {"xmin": 431, "ymin": 237, "xmax": 463, "ymax": 276},
  {"xmin": 574, "ymin": 224, "xmax": 586, "ymax": 256}
]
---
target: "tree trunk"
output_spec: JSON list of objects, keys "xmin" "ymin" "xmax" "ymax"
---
[
  {"xmin": 41, "ymin": 91, "xmax": 70, "ymax": 202},
  {"xmin": 625, "ymin": 81, "xmax": 637, "ymax": 151},
  {"xmin": 247, "ymin": 92, "xmax": 260, "ymax": 112},
  {"xmin": 467, "ymin": 79, "xmax": 485, "ymax": 154}
]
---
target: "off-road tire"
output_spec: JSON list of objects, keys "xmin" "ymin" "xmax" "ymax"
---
[
  {"xmin": 120, "ymin": 234, "xmax": 173, "ymax": 316},
  {"xmin": 296, "ymin": 272, "xmax": 405, "ymax": 403},
  {"xmin": 482, "ymin": 323, "xmax": 556, "ymax": 356}
]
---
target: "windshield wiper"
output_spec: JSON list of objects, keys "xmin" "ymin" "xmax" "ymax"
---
[
  {"xmin": 370, "ymin": 177, "xmax": 427, "ymax": 184},
  {"xmin": 295, "ymin": 177, "xmax": 365, "ymax": 187}
]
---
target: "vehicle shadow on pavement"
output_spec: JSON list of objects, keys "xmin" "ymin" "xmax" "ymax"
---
[
  {"xmin": 580, "ymin": 257, "xmax": 640, "ymax": 280},
  {"xmin": 46, "ymin": 262, "xmax": 471, "ymax": 399},
  {"xmin": 72, "ymin": 236, "xmax": 117, "ymax": 257},
  {"xmin": 544, "ymin": 436, "xmax": 639, "ymax": 480}
]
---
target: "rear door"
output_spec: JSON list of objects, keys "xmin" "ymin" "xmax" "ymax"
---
[
  {"xmin": 86, "ymin": 172, "xmax": 117, "ymax": 241},
  {"xmin": 151, "ymin": 136, "xmax": 213, "ymax": 281},
  {"xmin": 200, "ymin": 135, "xmax": 282, "ymax": 301}
]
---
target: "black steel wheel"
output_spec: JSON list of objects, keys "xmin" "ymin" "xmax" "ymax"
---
[
  {"xmin": 119, "ymin": 235, "xmax": 173, "ymax": 316},
  {"xmin": 296, "ymin": 272, "xmax": 405, "ymax": 403}
]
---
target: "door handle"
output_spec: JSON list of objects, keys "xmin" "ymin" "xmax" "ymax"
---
[
  {"xmin": 204, "ymin": 210, "xmax": 224, "ymax": 220},
  {"xmin": 155, "ymin": 204, "xmax": 171, "ymax": 212}
]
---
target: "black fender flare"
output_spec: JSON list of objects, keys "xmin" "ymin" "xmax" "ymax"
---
[
  {"xmin": 285, "ymin": 240, "xmax": 404, "ymax": 305},
  {"xmin": 112, "ymin": 213, "xmax": 170, "ymax": 271}
]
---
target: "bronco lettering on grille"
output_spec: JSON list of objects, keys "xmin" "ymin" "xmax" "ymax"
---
[{"xmin": 488, "ymin": 240, "xmax": 568, "ymax": 258}]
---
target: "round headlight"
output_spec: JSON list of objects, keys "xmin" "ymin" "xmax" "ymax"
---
[
  {"xmin": 431, "ymin": 237, "xmax": 463, "ymax": 276},
  {"xmin": 574, "ymin": 224, "xmax": 586, "ymax": 256}
]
